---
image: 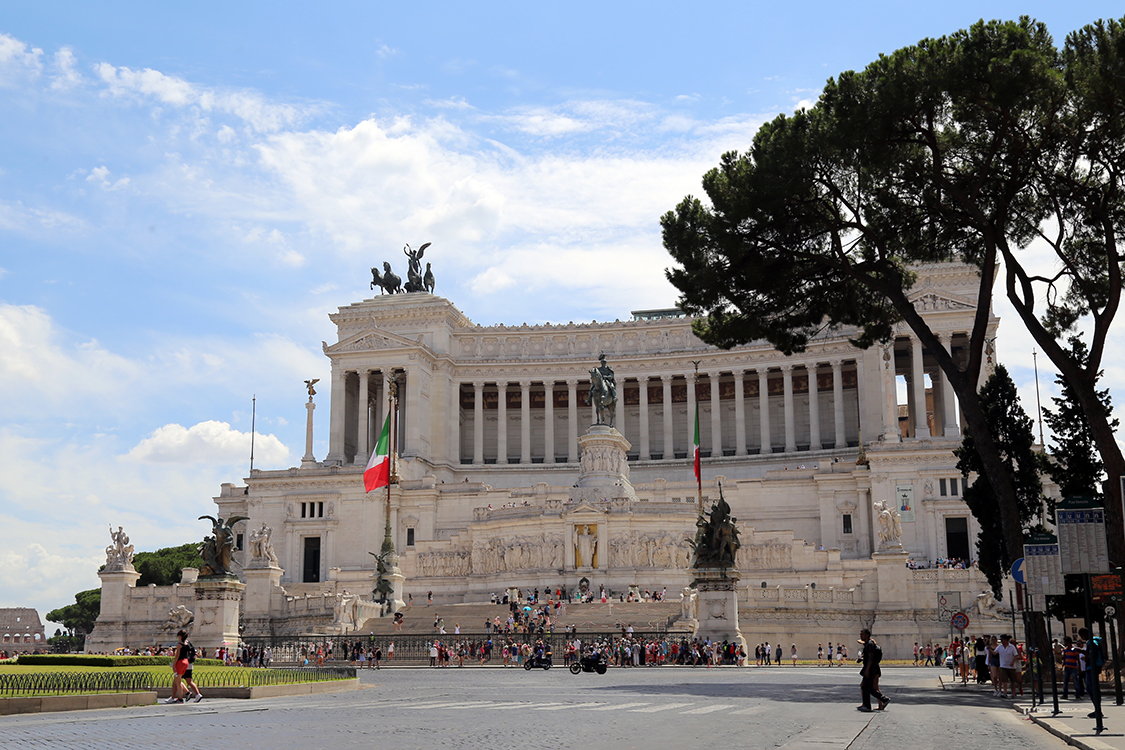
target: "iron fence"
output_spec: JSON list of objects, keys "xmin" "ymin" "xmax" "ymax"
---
[{"xmin": 0, "ymin": 667, "xmax": 354, "ymax": 697}]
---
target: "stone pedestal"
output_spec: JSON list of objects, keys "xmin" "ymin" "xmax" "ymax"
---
[
  {"xmin": 86, "ymin": 567, "xmax": 141, "ymax": 653},
  {"xmin": 193, "ymin": 577, "xmax": 245, "ymax": 654},
  {"xmin": 243, "ymin": 565, "xmax": 283, "ymax": 616},
  {"xmin": 570, "ymin": 425, "xmax": 637, "ymax": 503},
  {"xmin": 873, "ymin": 546, "xmax": 909, "ymax": 607},
  {"xmin": 691, "ymin": 566, "xmax": 746, "ymax": 649},
  {"xmin": 371, "ymin": 556, "xmax": 406, "ymax": 614}
]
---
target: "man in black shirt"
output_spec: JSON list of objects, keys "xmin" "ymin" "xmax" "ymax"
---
[{"xmin": 857, "ymin": 628, "xmax": 889, "ymax": 712}]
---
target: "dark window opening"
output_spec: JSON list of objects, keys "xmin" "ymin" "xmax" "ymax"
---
[
  {"xmin": 842, "ymin": 514, "xmax": 853, "ymax": 535},
  {"xmin": 945, "ymin": 517, "xmax": 970, "ymax": 561},
  {"xmin": 302, "ymin": 536, "xmax": 321, "ymax": 583},
  {"xmin": 406, "ymin": 528, "xmax": 415, "ymax": 547}
]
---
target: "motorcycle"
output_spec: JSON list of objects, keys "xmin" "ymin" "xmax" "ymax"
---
[
  {"xmin": 569, "ymin": 651, "xmax": 608, "ymax": 675},
  {"xmin": 524, "ymin": 652, "xmax": 552, "ymax": 670}
]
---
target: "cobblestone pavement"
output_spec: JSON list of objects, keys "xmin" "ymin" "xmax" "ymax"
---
[{"xmin": 0, "ymin": 667, "xmax": 1070, "ymax": 750}]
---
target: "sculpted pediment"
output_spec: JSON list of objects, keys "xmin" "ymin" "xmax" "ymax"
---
[
  {"xmin": 324, "ymin": 327, "xmax": 425, "ymax": 354},
  {"xmin": 562, "ymin": 501, "xmax": 608, "ymax": 517},
  {"xmin": 908, "ymin": 290, "xmax": 976, "ymax": 313}
]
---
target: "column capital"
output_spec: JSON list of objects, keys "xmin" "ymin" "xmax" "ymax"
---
[
  {"xmin": 660, "ymin": 374, "xmax": 673, "ymax": 383},
  {"xmin": 707, "ymin": 370, "xmax": 723, "ymax": 380},
  {"xmin": 636, "ymin": 374, "xmax": 650, "ymax": 384},
  {"xmin": 805, "ymin": 361, "xmax": 819, "ymax": 372},
  {"xmin": 779, "ymin": 362, "xmax": 794, "ymax": 373},
  {"xmin": 496, "ymin": 381, "xmax": 508, "ymax": 392},
  {"xmin": 733, "ymin": 368, "xmax": 745, "ymax": 377},
  {"xmin": 938, "ymin": 330, "xmax": 953, "ymax": 344},
  {"xmin": 472, "ymin": 381, "xmax": 485, "ymax": 392},
  {"xmin": 565, "ymin": 378, "xmax": 579, "ymax": 388},
  {"xmin": 518, "ymin": 379, "xmax": 532, "ymax": 390},
  {"xmin": 829, "ymin": 358, "xmax": 843, "ymax": 370},
  {"xmin": 543, "ymin": 380, "xmax": 555, "ymax": 391}
]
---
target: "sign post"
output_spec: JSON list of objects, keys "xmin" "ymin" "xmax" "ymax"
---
[
  {"xmin": 1025, "ymin": 532, "xmax": 1064, "ymax": 713},
  {"xmin": 1058, "ymin": 496, "xmax": 1111, "ymax": 733}
]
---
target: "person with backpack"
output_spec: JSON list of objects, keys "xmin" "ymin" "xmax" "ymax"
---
[
  {"xmin": 856, "ymin": 628, "xmax": 889, "ymax": 712},
  {"xmin": 165, "ymin": 629, "xmax": 201, "ymax": 704}
]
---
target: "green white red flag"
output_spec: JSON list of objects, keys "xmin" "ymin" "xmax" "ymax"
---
[{"xmin": 364, "ymin": 413, "xmax": 391, "ymax": 492}]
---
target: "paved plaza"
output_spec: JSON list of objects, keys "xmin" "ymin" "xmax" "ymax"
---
[{"xmin": 0, "ymin": 667, "xmax": 1068, "ymax": 750}]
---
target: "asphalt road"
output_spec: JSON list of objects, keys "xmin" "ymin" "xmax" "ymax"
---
[{"xmin": 0, "ymin": 666, "xmax": 1069, "ymax": 750}]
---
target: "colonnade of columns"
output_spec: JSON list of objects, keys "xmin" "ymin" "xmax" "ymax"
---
[
  {"xmin": 455, "ymin": 361, "xmax": 859, "ymax": 466},
  {"xmin": 889, "ymin": 332, "xmax": 962, "ymax": 441}
]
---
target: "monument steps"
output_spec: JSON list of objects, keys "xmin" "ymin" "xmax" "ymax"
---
[{"xmin": 351, "ymin": 600, "xmax": 686, "ymax": 635}]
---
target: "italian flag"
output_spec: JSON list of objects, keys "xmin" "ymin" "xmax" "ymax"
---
[
  {"xmin": 693, "ymin": 403, "xmax": 701, "ymax": 483},
  {"xmin": 364, "ymin": 414, "xmax": 391, "ymax": 492}
]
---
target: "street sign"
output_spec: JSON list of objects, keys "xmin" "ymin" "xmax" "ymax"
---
[
  {"xmin": 1011, "ymin": 557, "xmax": 1025, "ymax": 584},
  {"xmin": 1024, "ymin": 532, "xmax": 1065, "ymax": 597},
  {"xmin": 938, "ymin": 591, "xmax": 961, "ymax": 622},
  {"xmin": 951, "ymin": 611, "xmax": 970, "ymax": 630},
  {"xmin": 1057, "ymin": 496, "xmax": 1111, "ymax": 574},
  {"xmin": 1091, "ymin": 574, "xmax": 1123, "ymax": 603}
]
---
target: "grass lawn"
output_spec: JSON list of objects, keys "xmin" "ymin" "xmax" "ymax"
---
[{"xmin": 0, "ymin": 664, "xmax": 350, "ymax": 697}]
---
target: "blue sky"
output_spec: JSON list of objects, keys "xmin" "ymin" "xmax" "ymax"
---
[{"xmin": 2, "ymin": 2, "xmax": 1122, "ymax": 627}]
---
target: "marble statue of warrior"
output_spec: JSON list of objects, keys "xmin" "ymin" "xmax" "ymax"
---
[
  {"xmin": 197, "ymin": 515, "xmax": 248, "ymax": 577},
  {"xmin": 873, "ymin": 501, "xmax": 902, "ymax": 545},
  {"xmin": 587, "ymin": 353, "xmax": 618, "ymax": 427},
  {"xmin": 105, "ymin": 525, "xmax": 135, "ymax": 569},
  {"xmin": 249, "ymin": 523, "xmax": 279, "ymax": 566}
]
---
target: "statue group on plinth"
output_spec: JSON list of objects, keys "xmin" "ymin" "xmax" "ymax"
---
[
  {"xmin": 104, "ymin": 525, "xmax": 135, "ymax": 572},
  {"xmin": 690, "ymin": 488, "xmax": 741, "ymax": 569},
  {"xmin": 370, "ymin": 242, "xmax": 436, "ymax": 295},
  {"xmin": 197, "ymin": 515, "xmax": 247, "ymax": 578},
  {"xmin": 586, "ymin": 353, "xmax": 617, "ymax": 427}
]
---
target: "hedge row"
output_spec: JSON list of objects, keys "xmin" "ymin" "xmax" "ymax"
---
[{"xmin": 17, "ymin": 655, "xmax": 224, "ymax": 667}]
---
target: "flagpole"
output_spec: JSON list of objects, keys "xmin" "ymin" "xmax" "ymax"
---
[
  {"xmin": 249, "ymin": 395, "xmax": 256, "ymax": 474},
  {"xmin": 382, "ymin": 374, "xmax": 397, "ymax": 556},
  {"xmin": 692, "ymin": 360, "xmax": 702, "ymax": 511}
]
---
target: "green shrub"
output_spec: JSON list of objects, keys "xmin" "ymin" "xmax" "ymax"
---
[{"xmin": 17, "ymin": 654, "xmax": 224, "ymax": 667}]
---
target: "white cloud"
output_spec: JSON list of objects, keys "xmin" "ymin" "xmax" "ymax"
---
[
  {"xmin": 217, "ymin": 124, "xmax": 237, "ymax": 143},
  {"xmin": 50, "ymin": 47, "xmax": 82, "ymax": 90},
  {"xmin": 86, "ymin": 164, "xmax": 130, "ymax": 190},
  {"xmin": 95, "ymin": 61, "xmax": 313, "ymax": 133},
  {"xmin": 0, "ymin": 33, "xmax": 43, "ymax": 87},
  {"xmin": 127, "ymin": 420, "xmax": 289, "ymax": 465}
]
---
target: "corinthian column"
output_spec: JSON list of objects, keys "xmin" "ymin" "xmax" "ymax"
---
[
  {"xmin": 758, "ymin": 369, "xmax": 772, "ymax": 454},
  {"xmin": 473, "ymin": 381, "xmax": 484, "ymax": 464},
  {"xmin": 519, "ymin": 380, "xmax": 531, "ymax": 464},
  {"xmin": 662, "ymin": 375, "xmax": 674, "ymax": 459},
  {"xmin": 709, "ymin": 372, "xmax": 722, "ymax": 457},
  {"xmin": 911, "ymin": 336, "xmax": 931, "ymax": 438},
  {"xmin": 807, "ymin": 362, "xmax": 821, "ymax": 451},
  {"xmin": 544, "ymin": 381, "xmax": 555, "ymax": 463},
  {"xmin": 567, "ymin": 378, "xmax": 579, "ymax": 462},
  {"xmin": 326, "ymin": 367, "xmax": 347, "ymax": 465},
  {"xmin": 940, "ymin": 333, "xmax": 960, "ymax": 437},
  {"xmin": 497, "ymin": 382, "xmax": 508, "ymax": 464},
  {"xmin": 355, "ymin": 369, "xmax": 370, "ymax": 464},
  {"xmin": 686, "ymin": 371, "xmax": 697, "ymax": 458},
  {"xmin": 734, "ymin": 370, "xmax": 746, "ymax": 456},
  {"xmin": 831, "ymin": 360, "xmax": 846, "ymax": 449},
  {"xmin": 638, "ymin": 376, "xmax": 650, "ymax": 461},
  {"xmin": 782, "ymin": 363, "xmax": 796, "ymax": 453}
]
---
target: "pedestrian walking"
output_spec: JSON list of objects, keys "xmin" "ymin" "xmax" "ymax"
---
[{"xmin": 856, "ymin": 628, "xmax": 889, "ymax": 712}]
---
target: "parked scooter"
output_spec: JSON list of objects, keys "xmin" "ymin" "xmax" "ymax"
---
[{"xmin": 524, "ymin": 651, "xmax": 553, "ymax": 670}]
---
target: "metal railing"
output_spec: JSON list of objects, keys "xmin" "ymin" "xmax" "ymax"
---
[
  {"xmin": 243, "ymin": 631, "xmax": 707, "ymax": 665},
  {"xmin": 0, "ymin": 667, "xmax": 354, "ymax": 697}
]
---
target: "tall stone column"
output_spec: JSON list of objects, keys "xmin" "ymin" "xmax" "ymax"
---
[
  {"xmin": 472, "ymin": 382, "xmax": 485, "ymax": 464},
  {"xmin": 615, "ymin": 377, "xmax": 625, "ymax": 434},
  {"xmin": 831, "ymin": 359, "xmax": 846, "ymax": 449},
  {"xmin": 544, "ymin": 381, "xmax": 555, "ymax": 464},
  {"xmin": 497, "ymin": 382, "xmax": 508, "ymax": 464},
  {"xmin": 373, "ymin": 370, "xmax": 384, "ymax": 439},
  {"xmin": 734, "ymin": 370, "xmax": 746, "ymax": 456},
  {"xmin": 567, "ymin": 378, "xmax": 579, "ymax": 462},
  {"xmin": 782, "ymin": 363, "xmax": 796, "ymax": 453},
  {"xmin": 326, "ymin": 366, "xmax": 347, "ymax": 465},
  {"xmin": 940, "ymin": 332, "xmax": 960, "ymax": 437},
  {"xmin": 911, "ymin": 336, "xmax": 931, "ymax": 438},
  {"xmin": 686, "ymin": 371, "xmax": 697, "ymax": 458},
  {"xmin": 519, "ymin": 380, "xmax": 532, "ymax": 464},
  {"xmin": 807, "ymin": 362, "xmax": 821, "ymax": 451},
  {"xmin": 758, "ymin": 369, "xmax": 772, "ymax": 454},
  {"xmin": 709, "ymin": 371, "xmax": 722, "ymax": 457},
  {"xmin": 638, "ymin": 376, "xmax": 650, "ymax": 461},
  {"xmin": 355, "ymin": 369, "xmax": 370, "ymax": 464},
  {"xmin": 881, "ymin": 341, "xmax": 901, "ymax": 443},
  {"xmin": 662, "ymin": 375, "xmax": 674, "ymax": 459},
  {"xmin": 302, "ymin": 396, "xmax": 317, "ymax": 467}
]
